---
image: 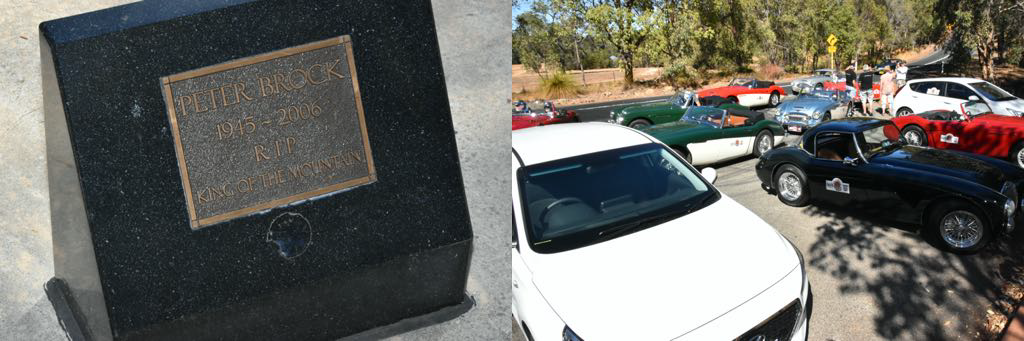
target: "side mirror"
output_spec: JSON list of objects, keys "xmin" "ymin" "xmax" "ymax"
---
[
  {"xmin": 842, "ymin": 157, "xmax": 860, "ymax": 166},
  {"xmin": 701, "ymin": 168, "xmax": 718, "ymax": 184},
  {"xmin": 968, "ymin": 95, "xmax": 980, "ymax": 101}
]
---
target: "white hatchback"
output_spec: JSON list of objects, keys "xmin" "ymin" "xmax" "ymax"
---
[
  {"xmin": 892, "ymin": 77, "xmax": 1024, "ymax": 117},
  {"xmin": 510, "ymin": 123, "xmax": 809, "ymax": 341}
]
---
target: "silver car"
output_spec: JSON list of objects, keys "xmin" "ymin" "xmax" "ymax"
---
[
  {"xmin": 790, "ymin": 69, "xmax": 843, "ymax": 94},
  {"xmin": 773, "ymin": 89, "xmax": 851, "ymax": 134}
]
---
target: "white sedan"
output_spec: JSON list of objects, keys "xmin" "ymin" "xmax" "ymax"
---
[
  {"xmin": 893, "ymin": 77, "xmax": 1024, "ymax": 117},
  {"xmin": 510, "ymin": 123, "xmax": 809, "ymax": 341}
]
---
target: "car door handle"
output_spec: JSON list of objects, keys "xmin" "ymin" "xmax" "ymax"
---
[{"xmin": 513, "ymin": 281, "xmax": 518, "ymax": 288}]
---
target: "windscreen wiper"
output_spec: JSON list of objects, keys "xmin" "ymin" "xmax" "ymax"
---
[{"xmin": 597, "ymin": 206, "xmax": 687, "ymax": 240}]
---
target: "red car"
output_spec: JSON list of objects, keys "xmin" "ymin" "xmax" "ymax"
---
[
  {"xmin": 511, "ymin": 100, "xmax": 578, "ymax": 130},
  {"xmin": 823, "ymin": 80, "xmax": 881, "ymax": 100},
  {"xmin": 697, "ymin": 78, "xmax": 787, "ymax": 108},
  {"xmin": 892, "ymin": 101, "xmax": 1024, "ymax": 168}
]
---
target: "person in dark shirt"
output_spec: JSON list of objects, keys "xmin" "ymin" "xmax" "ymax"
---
[
  {"xmin": 858, "ymin": 65, "xmax": 875, "ymax": 116},
  {"xmin": 844, "ymin": 65, "xmax": 857, "ymax": 99}
]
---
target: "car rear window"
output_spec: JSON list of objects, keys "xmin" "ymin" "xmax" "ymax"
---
[{"xmin": 911, "ymin": 81, "xmax": 945, "ymax": 96}]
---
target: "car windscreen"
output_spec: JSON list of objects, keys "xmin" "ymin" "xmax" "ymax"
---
[
  {"xmin": 681, "ymin": 107, "xmax": 724, "ymax": 127},
  {"xmin": 729, "ymin": 78, "xmax": 753, "ymax": 87},
  {"xmin": 517, "ymin": 143, "xmax": 718, "ymax": 253},
  {"xmin": 859, "ymin": 123, "xmax": 902, "ymax": 158},
  {"xmin": 970, "ymin": 82, "xmax": 1017, "ymax": 101}
]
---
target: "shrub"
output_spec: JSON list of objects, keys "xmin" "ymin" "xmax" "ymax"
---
[
  {"xmin": 757, "ymin": 62, "xmax": 785, "ymax": 80},
  {"xmin": 662, "ymin": 63, "xmax": 702, "ymax": 89},
  {"xmin": 541, "ymin": 72, "xmax": 580, "ymax": 99}
]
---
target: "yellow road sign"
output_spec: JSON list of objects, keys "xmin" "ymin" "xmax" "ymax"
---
[
  {"xmin": 827, "ymin": 34, "xmax": 838, "ymax": 46},
  {"xmin": 827, "ymin": 45, "xmax": 837, "ymax": 54}
]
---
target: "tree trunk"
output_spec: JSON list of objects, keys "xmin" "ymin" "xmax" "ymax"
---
[
  {"xmin": 573, "ymin": 39, "xmax": 586, "ymax": 86},
  {"xmin": 977, "ymin": 29, "xmax": 997, "ymax": 81},
  {"xmin": 622, "ymin": 53, "xmax": 635, "ymax": 86}
]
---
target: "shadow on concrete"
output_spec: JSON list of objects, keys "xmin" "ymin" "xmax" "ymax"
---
[{"xmin": 799, "ymin": 200, "xmax": 1024, "ymax": 340}]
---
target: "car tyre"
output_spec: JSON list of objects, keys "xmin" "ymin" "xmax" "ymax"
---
[
  {"xmin": 901, "ymin": 126, "xmax": 928, "ymax": 146},
  {"xmin": 928, "ymin": 200, "xmax": 991, "ymax": 254},
  {"xmin": 754, "ymin": 130, "xmax": 774, "ymax": 157},
  {"xmin": 728, "ymin": 96, "xmax": 739, "ymax": 104},
  {"xmin": 814, "ymin": 83, "xmax": 824, "ymax": 91},
  {"xmin": 1011, "ymin": 142, "xmax": 1024, "ymax": 169},
  {"xmin": 628, "ymin": 118, "xmax": 652, "ymax": 129},
  {"xmin": 672, "ymin": 147, "xmax": 692, "ymax": 164},
  {"xmin": 774, "ymin": 164, "xmax": 810, "ymax": 207},
  {"xmin": 822, "ymin": 112, "xmax": 832, "ymax": 121},
  {"xmin": 770, "ymin": 92, "xmax": 781, "ymax": 106},
  {"xmin": 896, "ymin": 107, "xmax": 913, "ymax": 117}
]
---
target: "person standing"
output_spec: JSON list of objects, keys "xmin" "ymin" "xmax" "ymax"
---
[
  {"xmin": 845, "ymin": 65, "xmax": 857, "ymax": 98},
  {"xmin": 858, "ymin": 65, "xmax": 875, "ymax": 116},
  {"xmin": 880, "ymin": 66, "xmax": 896, "ymax": 116},
  {"xmin": 895, "ymin": 62, "xmax": 909, "ymax": 88}
]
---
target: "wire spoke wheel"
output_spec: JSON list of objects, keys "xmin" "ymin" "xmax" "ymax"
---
[
  {"xmin": 778, "ymin": 172, "xmax": 802, "ymax": 202},
  {"xmin": 939, "ymin": 210, "xmax": 983, "ymax": 249},
  {"xmin": 758, "ymin": 134, "xmax": 772, "ymax": 154},
  {"xmin": 904, "ymin": 130, "xmax": 922, "ymax": 146}
]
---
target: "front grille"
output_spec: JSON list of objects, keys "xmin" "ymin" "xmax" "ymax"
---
[
  {"xmin": 786, "ymin": 115, "xmax": 806, "ymax": 122},
  {"xmin": 735, "ymin": 299, "xmax": 801, "ymax": 341}
]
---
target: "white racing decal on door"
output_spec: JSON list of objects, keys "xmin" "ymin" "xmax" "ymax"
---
[
  {"xmin": 825, "ymin": 177, "xmax": 850, "ymax": 194},
  {"xmin": 940, "ymin": 133, "xmax": 959, "ymax": 144}
]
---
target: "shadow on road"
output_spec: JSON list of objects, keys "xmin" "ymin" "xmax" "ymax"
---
[{"xmin": 799, "ymin": 201, "xmax": 1024, "ymax": 339}]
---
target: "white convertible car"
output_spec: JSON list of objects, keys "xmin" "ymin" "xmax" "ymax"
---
[{"xmin": 510, "ymin": 123, "xmax": 810, "ymax": 341}]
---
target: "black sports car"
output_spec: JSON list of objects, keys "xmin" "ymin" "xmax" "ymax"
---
[{"xmin": 755, "ymin": 118, "xmax": 1023, "ymax": 253}]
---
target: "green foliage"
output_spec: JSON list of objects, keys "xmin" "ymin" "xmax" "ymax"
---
[
  {"xmin": 940, "ymin": 0, "xmax": 1024, "ymax": 80},
  {"xmin": 662, "ymin": 62, "xmax": 702, "ymax": 88},
  {"xmin": 515, "ymin": 0, "xmax": 958, "ymax": 82},
  {"xmin": 541, "ymin": 72, "xmax": 581, "ymax": 98}
]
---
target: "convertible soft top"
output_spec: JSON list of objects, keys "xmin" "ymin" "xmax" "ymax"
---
[
  {"xmin": 700, "ymin": 95, "xmax": 733, "ymax": 107},
  {"xmin": 727, "ymin": 108, "xmax": 765, "ymax": 123}
]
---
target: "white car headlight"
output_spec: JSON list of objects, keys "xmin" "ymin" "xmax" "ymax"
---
[
  {"xmin": 812, "ymin": 111, "xmax": 823, "ymax": 119},
  {"xmin": 616, "ymin": 115, "xmax": 624, "ymax": 123}
]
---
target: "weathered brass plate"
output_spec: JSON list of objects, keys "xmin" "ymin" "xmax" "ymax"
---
[{"xmin": 161, "ymin": 36, "xmax": 375, "ymax": 229}]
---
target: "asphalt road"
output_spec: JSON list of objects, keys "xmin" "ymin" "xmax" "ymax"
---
[{"xmin": 710, "ymin": 150, "xmax": 1023, "ymax": 340}]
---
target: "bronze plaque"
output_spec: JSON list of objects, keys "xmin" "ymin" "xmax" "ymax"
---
[{"xmin": 161, "ymin": 36, "xmax": 375, "ymax": 229}]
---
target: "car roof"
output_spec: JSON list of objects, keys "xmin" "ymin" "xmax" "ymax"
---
[
  {"xmin": 511, "ymin": 123, "xmax": 654, "ymax": 166},
  {"xmin": 807, "ymin": 117, "xmax": 889, "ymax": 133},
  {"xmin": 907, "ymin": 77, "xmax": 985, "ymax": 84}
]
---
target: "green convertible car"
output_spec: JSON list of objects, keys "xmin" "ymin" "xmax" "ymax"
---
[
  {"xmin": 608, "ymin": 91, "xmax": 747, "ymax": 129},
  {"xmin": 642, "ymin": 106, "xmax": 785, "ymax": 166}
]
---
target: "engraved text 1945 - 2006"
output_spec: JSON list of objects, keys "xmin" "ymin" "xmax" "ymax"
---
[{"xmin": 161, "ymin": 36, "xmax": 375, "ymax": 229}]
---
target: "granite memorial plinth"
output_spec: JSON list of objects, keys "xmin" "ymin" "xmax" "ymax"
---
[{"xmin": 40, "ymin": 1, "xmax": 473, "ymax": 340}]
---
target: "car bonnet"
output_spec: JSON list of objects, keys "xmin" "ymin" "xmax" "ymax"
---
[
  {"xmin": 871, "ymin": 146, "xmax": 1008, "ymax": 190},
  {"xmin": 525, "ymin": 195, "xmax": 798, "ymax": 340}
]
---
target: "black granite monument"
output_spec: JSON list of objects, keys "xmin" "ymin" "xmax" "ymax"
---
[{"xmin": 41, "ymin": 1, "xmax": 473, "ymax": 340}]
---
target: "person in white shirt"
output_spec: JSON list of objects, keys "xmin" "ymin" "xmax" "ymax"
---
[{"xmin": 895, "ymin": 62, "xmax": 909, "ymax": 88}]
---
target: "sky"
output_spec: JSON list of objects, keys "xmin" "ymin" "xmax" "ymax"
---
[{"xmin": 514, "ymin": 0, "xmax": 532, "ymax": 17}]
